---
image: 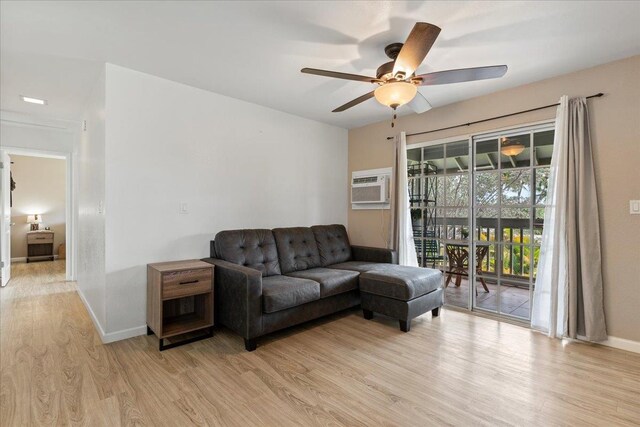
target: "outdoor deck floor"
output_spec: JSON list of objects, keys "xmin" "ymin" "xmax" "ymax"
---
[{"xmin": 444, "ymin": 277, "xmax": 531, "ymax": 319}]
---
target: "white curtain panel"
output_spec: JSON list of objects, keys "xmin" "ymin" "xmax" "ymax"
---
[
  {"xmin": 531, "ymin": 96, "xmax": 607, "ymax": 341},
  {"xmin": 531, "ymin": 97, "xmax": 570, "ymax": 338},
  {"xmin": 390, "ymin": 132, "xmax": 419, "ymax": 267}
]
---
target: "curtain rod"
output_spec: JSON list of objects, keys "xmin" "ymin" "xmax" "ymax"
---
[{"xmin": 385, "ymin": 92, "xmax": 604, "ymax": 140}]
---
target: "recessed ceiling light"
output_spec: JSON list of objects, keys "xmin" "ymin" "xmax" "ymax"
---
[{"xmin": 20, "ymin": 95, "xmax": 47, "ymax": 105}]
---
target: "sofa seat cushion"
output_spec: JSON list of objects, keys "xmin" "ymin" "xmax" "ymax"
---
[
  {"xmin": 286, "ymin": 268, "xmax": 359, "ymax": 298},
  {"xmin": 359, "ymin": 265, "xmax": 442, "ymax": 301},
  {"xmin": 273, "ymin": 227, "xmax": 322, "ymax": 273},
  {"xmin": 329, "ymin": 261, "xmax": 393, "ymax": 274},
  {"xmin": 262, "ymin": 275, "xmax": 321, "ymax": 314},
  {"xmin": 311, "ymin": 224, "xmax": 352, "ymax": 266},
  {"xmin": 214, "ymin": 229, "xmax": 281, "ymax": 277}
]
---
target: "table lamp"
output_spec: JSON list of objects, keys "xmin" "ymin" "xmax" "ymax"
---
[{"xmin": 27, "ymin": 214, "xmax": 42, "ymax": 231}]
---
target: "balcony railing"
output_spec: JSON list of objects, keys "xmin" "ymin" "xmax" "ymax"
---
[{"xmin": 412, "ymin": 217, "xmax": 540, "ymax": 282}]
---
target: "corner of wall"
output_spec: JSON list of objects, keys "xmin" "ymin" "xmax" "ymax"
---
[
  {"xmin": 75, "ymin": 64, "xmax": 108, "ymax": 333},
  {"xmin": 76, "ymin": 286, "xmax": 107, "ymax": 340}
]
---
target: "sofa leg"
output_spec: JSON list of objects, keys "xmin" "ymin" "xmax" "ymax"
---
[
  {"xmin": 432, "ymin": 307, "xmax": 440, "ymax": 317},
  {"xmin": 363, "ymin": 309, "xmax": 374, "ymax": 320},
  {"xmin": 399, "ymin": 319, "xmax": 411, "ymax": 332},
  {"xmin": 244, "ymin": 338, "xmax": 257, "ymax": 352}
]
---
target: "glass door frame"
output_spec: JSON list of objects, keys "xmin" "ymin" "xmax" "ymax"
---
[{"xmin": 408, "ymin": 119, "xmax": 555, "ymax": 319}]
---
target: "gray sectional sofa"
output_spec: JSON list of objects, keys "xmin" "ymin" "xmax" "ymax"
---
[{"xmin": 202, "ymin": 224, "xmax": 442, "ymax": 351}]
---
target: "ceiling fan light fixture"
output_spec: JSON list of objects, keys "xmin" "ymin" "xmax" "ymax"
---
[
  {"xmin": 500, "ymin": 137, "xmax": 525, "ymax": 156},
  {"xmin": 374, "ymin": 81, "xmax": 417, "ymax": 109}
]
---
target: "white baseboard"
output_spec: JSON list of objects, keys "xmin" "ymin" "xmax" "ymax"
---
[
  {"xmin": 74, "ymin": 290, "xmax": 640, "ymax": 351},
  {"xmin": 572, "ymin": 334, "xmax": 640, "ymax": 354},
  {"xmin": 76, "ymin": 287, "xmax": 146, "ymax": 344},
  {"xmin": 102, "ymin": 325, "xmax": 147, "ymax": 344},
  {"xmin": 598, "ymin": 336, "xmax": 640, "ymax": 354},
  {"xmin": 76, "ymin": 287, "xmax": 107, "ymax": 341}
]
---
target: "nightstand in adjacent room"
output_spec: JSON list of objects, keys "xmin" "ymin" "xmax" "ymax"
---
[
  {"xmin": 146, "ymin": 260, "xmax": 214, "ymax": 351},
  {"xmin": 27, "ymin": 230, "xmax": 55, "ymax": 262}
]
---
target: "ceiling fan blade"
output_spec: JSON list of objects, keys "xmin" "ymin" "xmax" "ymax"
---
[
  {"xmin": 301, "ymin": 67, "xmax": 380, "ymax": 83},
  {"xmin": 415, "ymin": 65, "xmax": 508, "ymax": 86},
  {"xmin": 392, "ymin": 22, "xmax": 441, "ymax": 78},
  {"xmin": 407, "ymin": 91, "xmax": 432, "ymax": 114},
  {"xmin": 332, "ymin": 91, "xmax": 375, "ymax": 112}
]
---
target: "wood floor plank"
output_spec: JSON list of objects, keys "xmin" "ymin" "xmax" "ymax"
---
[{"xmin": 1, "ymin": 260, "xmax": 639, "ymax": 426}]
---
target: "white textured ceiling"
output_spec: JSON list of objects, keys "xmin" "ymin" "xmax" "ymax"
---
[{"xmin": 1, "ymin": 1, "xmax": 639, "ymax": 129}]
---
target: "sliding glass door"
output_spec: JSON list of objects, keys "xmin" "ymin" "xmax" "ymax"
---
[
  {"xmin": 408, "ymin": 139, "xmax": 472, "ymax": 310},
  {"xmin": 408, "ymin": 123, "xmax": 554, "ymax": 321},
  {"xmin": 472, "ymin": 124, "xmax": 553, "ymax": 320}
]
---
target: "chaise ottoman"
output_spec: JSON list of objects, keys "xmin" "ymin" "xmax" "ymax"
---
[{"xmin": 359, "ymin": 265, "xmax": 443, "ymax": 332}]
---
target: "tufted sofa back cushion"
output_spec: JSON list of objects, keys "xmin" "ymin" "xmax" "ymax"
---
[
  {"xmin": 272, "ymin": 227, "xmax": 321, "ymax": 274},
  {"xmin": 311, "ymin": 224, "xmax": 353, "ymax": 266},
  {"xmin": 214, "ymin": 229, "xmax": 281, "ymax": 277}
]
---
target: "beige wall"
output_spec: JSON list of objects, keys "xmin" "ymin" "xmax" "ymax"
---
[
  {"xmin": 9, "ymin": 155, "xmax": 66, "ymax": 259},
  {"xmin": 348, "ymin": 55, "xmax": 640, "ymax": 342}
]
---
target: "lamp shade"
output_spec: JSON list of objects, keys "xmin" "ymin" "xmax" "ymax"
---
[
  {"xmin": 27, "ymin": 214, "xmax": 42, "ymax": 224},
  {"xmin": 374, "ymin": 81, "xmax": 417, "ymax": 108}
]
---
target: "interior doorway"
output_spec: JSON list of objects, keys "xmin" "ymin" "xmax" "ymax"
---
[{"xmin": 0, "ymin": 147, "xmax": 74, "ymax": 286}]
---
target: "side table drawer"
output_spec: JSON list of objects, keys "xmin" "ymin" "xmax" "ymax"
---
[
  {"xmin": 27, "ymin": 234, "xmax": 54, "ymax": 244},
  {"xmin": 162, "ymin": 268, "xmax": 212, "ymax": 300}
]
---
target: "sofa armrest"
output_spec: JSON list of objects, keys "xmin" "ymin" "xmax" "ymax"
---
[
  {"xmin": 351, "ymin": 245, "xmax": 398, "ymax": 264},
  {"xmin": 201, "ymin": 258, "xmax": 263, "ymax": 339}
]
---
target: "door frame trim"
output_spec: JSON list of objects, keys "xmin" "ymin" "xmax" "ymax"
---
[{"xmin": 2, "ymin": 146, "xmax": 76, "ymax": 281}]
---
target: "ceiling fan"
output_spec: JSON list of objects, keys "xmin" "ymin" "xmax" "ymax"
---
[{"xmin": 301, "ymin": 22, "xmax": 508, "ymax": 118}]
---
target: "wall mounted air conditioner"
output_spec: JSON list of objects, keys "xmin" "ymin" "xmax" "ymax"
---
[{"xmin": 351, "ymin": 168, "xmax": 392, "ymax": 210}]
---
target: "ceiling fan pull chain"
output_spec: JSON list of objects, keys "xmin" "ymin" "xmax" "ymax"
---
[{"xmin": 391, "ymin": 107, "xmax": 397, "ymax": 128}]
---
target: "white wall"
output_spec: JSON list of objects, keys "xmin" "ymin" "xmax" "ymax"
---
[
  {"xmin": 76, "ymin": 68, "xmax": 107, "ymax": 333},
  {"xmin": 9, "ymin": 155, "xmax": 66, "ymax": 259},
  {"xmin": 83, "ymin": 64, "xmax": 348, "ymax": 339},
  {"xmin": 0, "ymin": 112, "xmax": 75, "ymax": 153}
]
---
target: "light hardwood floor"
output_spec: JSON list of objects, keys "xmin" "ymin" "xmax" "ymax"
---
[{"xmin": 1, "ymin": 261, "xmax": 639, "ymax": 426}]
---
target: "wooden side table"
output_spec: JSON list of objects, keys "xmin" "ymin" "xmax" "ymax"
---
[
  {"xmin": 146, "ymin": 260, "xmax": 214, "ymax": 351},
  {"xmin": 27, "ymin": 231, "xmax": 55, "ymax": 262}
]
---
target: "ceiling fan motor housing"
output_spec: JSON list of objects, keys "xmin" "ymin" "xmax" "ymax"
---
[
  {"xmin": 378, "ymin": 43, "xmax": 406, "ymax": 80},
  {"xmin": 384, "ymin": 43, "xmax": 404, "ymax": 60},
  {"xmin": 378, "ymin": 43, "xmax": 415, "ymax": 81},
  {"xmin": 376, "ymin": 61, "xmax": 395, "ymax": 80}
]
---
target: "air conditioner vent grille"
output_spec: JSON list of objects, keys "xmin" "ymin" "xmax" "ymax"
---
[
  {"xmin": 352, "ymin": 185, "xmax": 383, "ymax": 202},
  {"xmin": 352, "ymin": 176, "xmax": 378, "ymax": 184}
]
